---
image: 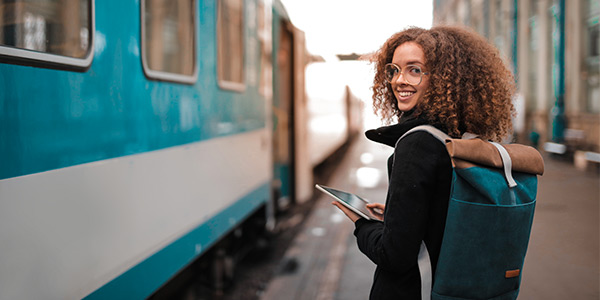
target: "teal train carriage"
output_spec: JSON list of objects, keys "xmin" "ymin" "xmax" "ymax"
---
[{"xmin": 0, "ymin": 0, "xmax": 364, "ymax": 298}]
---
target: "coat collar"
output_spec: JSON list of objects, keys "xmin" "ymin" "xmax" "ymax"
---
[{"xmin": 365, "ymin": 111, "xmax": 444, "ymax": 147}]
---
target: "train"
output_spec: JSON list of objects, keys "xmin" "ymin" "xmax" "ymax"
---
[{"xmin": 0, "ymin": 0, "xmax": 363, "ymax": 299}]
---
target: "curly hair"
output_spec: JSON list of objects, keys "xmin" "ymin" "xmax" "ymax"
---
[{"xmin": 371, "ymin": 26, "xmax": 516, "ymax": 142}]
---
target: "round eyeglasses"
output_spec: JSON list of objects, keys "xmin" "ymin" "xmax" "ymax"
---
[{"xmin": 384, "ymin": 63, "xmax": 429, "ymax": 85}]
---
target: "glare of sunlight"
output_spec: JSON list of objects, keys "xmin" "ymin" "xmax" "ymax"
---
[
  {"xmin": 330, "ymin": 213, "xmax": 345, "ymax": 224},
  {"xmin": 356, "ymin": 167, "xmax": 382, "ymax": 188},
  {"xmin": 360, "ymin": 152, "xmax": 374, "ymax": 164},
  {"xmin": 280, "ymin": 0, "xmax": 433, "ymax": 58},
  {"xmin": 309, "ymin": 115, "xmax": 347, "ymax": 134},
  {"xmin": 311, "ymin": 227, "xmax": 327, "ymax": 237}
]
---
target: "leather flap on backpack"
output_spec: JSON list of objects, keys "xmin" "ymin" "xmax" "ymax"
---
[{"xmin": 445, "ymin": 139, "xmax": 545, "ymax": 175}]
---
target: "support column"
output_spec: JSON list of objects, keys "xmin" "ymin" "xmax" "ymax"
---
[
  {"xmin": 536, "ymin": 0, "xmax": 551, "ymax": 143},
  {"xmin": 566, "ymin": 0, "xmax": 582, "ymax": 113},
  {"xmin": 517, "ymin": 0, "xmax": 529, "ymax": 96}
]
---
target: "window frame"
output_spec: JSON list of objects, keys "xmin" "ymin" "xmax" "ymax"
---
[
  {"xmin": 216, "ymin": 0, "xmax": 246, "ymax": 92},
  {"xmin": 0, "ymin": 0, "xmax": 95, "ymax": 71},
  {"xmin": 140, "ymin": 0, "xmax": 198, "ymax": 85}
]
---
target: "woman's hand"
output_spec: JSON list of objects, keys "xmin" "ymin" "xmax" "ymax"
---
[
  {"xmin": 332, "ymin": 202, "xmax": 361, "ymax": 222},
  {"xmin": 366, "ymin": 203, "xmax": 385, "ymax": 221}
]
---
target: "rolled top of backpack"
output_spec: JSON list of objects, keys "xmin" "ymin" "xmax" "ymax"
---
[{"xmin": 445, "ymin": 138, "xmax": 545, "ymax": 175}]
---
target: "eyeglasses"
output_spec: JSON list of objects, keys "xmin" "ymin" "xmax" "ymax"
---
[{"xmin": 384, "ymin": 63, "xmax": 429, "ymax": 85}]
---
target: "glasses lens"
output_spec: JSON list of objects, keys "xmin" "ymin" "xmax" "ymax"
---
[
  {"xmin": 384, "ymin": 64, "xmax": 423, "ymax": 85},
  {"xmin": 384, "ymin": 64, "xmax": 398, "ymax": 83},
  {"xmin": 405, "ymin": 65, "xmax": 422, "ymax": 85}
]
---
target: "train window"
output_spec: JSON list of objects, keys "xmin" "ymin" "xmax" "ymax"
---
[
  {"xmin": 217, "ymin": 0, "xmax": 245, "ymax": 91},
  {"xmin": 141, "ymin": 0, "xmax": 197, "ymax": 84},
  {"xmin": 0, "ymin": 0, "xmax": 94, "ymax": 69}
]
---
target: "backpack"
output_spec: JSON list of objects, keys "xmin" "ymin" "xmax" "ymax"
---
[{"xmin": 399, "ymin": 125, "xmax": 545, "ymax": 300}]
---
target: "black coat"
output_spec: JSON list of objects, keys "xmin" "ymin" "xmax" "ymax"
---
[{"xmin": 354, "ymin": 114, "xmax": 452, "ymax": 299}]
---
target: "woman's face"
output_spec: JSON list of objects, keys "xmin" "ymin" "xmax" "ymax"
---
[{"xmin": 389, "ymin": 41, "xmax": 430, "ymax": 112}]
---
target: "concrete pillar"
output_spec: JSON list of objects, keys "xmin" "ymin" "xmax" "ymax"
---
[
  {"xmin": 565, "ymin": 0, "xmax": 583, "ymax": 114},
  {"xmin": 536, "ymin": 0, "xmax": 550, "ymax": 113},
  {"xmin": 502, "ymin": 0, "xmax": 512, "ymax": 61},
  {"xmin": 516, "ymin": 0, "xmax": 532, "ymax": 138},
  {"xmin": 489, "ymin": 0, "xmax": 497, "ymax": 42},
  {"xmin": 517, "ymin": 0, "xmax": 530, "ymax": 93},
  {"xmin": 535, "ymin": 0, "xmax": 551, "ymax": 142}
]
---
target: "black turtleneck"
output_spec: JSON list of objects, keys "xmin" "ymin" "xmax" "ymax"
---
[{"xmin": 354, "ymin": 114, "xmax": 453, "ymax": 300}]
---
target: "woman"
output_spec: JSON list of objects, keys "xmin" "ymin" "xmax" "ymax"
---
[{"xmin": 332, "ymin": 26, "xmax": 515, "ymax": 299}]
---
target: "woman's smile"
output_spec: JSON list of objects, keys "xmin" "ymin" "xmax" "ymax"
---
[{"xmin": 395, "ymin": 89, "xmax": 417, "ymax": 100}]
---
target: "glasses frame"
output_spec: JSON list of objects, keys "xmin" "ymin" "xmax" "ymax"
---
[{"xmin": 384, "ymin": 63, "xmax": 430, "ymax": 86}]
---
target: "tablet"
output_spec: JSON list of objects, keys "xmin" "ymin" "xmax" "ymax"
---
[{"xmin": 316, "ymin": 184, "xmax": 375, "ymax": 221}]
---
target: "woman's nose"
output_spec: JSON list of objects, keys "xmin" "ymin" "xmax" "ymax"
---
[{"xmin": 394, "ymin": 71, "xmax": 409, "ymax": 84}]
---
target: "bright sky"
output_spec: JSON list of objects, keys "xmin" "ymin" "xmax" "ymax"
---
[{"xmin": 279, "ymin": 0, "xmax": 433, "ymax": 58}]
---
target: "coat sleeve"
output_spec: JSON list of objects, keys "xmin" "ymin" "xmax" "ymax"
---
[{"xmin": 353, "ymin": 132, "xmax": 446, "ymax": 274}]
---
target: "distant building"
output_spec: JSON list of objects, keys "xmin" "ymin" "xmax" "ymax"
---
[{"xmin": 433, "ymin": 0, "xmax": 599, "ymax": 154}]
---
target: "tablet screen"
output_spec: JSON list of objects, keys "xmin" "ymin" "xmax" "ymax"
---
[{"xmin": 316, "ymin": 184, "xmax": 373, "ymax": 220}]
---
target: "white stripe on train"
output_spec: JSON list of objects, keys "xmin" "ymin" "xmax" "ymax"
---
[{"xmin": 0, "ymin": 128, "xmax": 271, "ymax": 300}]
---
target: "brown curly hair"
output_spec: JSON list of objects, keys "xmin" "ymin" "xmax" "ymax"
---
[{"xmin": 371, "ymin": 26, "xmax": 516, "ymax": 142}]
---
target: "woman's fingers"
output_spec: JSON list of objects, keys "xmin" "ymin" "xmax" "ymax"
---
[{"xmin": 366, "ymin": 203, "xmax": 385, "ymax": 221}]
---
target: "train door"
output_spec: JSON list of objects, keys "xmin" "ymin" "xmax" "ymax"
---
[{"xmin": 272, "ymin": 21, "xmax": 295, "ymax": 211}]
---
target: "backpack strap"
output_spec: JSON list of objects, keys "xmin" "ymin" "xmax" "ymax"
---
[
  {"xmin": 400, "ymin": 125, "xmax": 450, "ymax": 144},
  {"xmin": 418, "ymin": 241, "xmax": 432, "ymax": 300},
  {"xmin": 398, "ymin": 125, "xmax": 448, "ymax": 300},
  {"xmin": 490, "ymin": 142, "xmax": 518, "ymax": 188}
]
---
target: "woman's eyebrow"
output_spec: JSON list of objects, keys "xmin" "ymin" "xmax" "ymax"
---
[
  {"xmin": 405, "ymin": 60, "xmax": 425, "ymax": 65},
  {"xmin": 393, "ymin": 60, "xmax": 425, "ymax": 65}
]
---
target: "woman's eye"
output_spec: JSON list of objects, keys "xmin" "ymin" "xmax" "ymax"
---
[{"xmin": 409, "ymin": 66, "xmax": 422, "ymax": 74}]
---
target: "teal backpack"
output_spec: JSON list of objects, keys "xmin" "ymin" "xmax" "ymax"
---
[{"xmin": 400, "ymin": 125, "xmax": 545, "ymax": 300}]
